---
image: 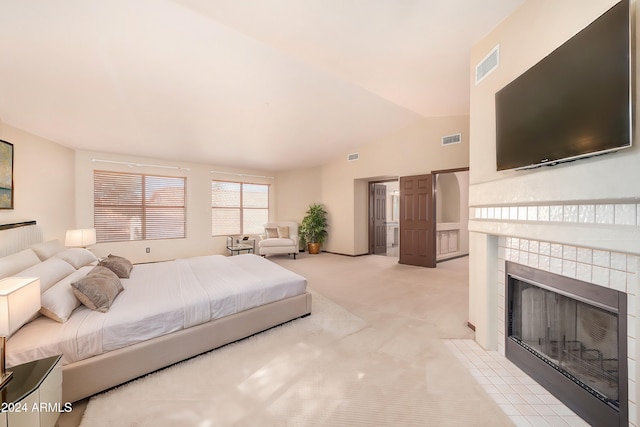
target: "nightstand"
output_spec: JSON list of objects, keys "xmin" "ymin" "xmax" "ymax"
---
[{"xmin": 0, "ymin": 355, "xmax": 62, "ymax": 427}]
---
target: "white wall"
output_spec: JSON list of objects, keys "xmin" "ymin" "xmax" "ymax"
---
[
  {"xmin": 456, "ymin": 171, "xmax": 470, "ymax": 256},
  {"xmin": 1, "ymin": 116, "xmax": 468, "ymax": 261},
  {"xmin": 279, "ymin": 115, "xmax": 470, "ymax": 256},
  {"xmin": 0, "ymin": 123, "xmax": 75, "ymax": 242},
  {"xmin": 275, "ymin": 166, "xmax": 322, "ymax": 229}
]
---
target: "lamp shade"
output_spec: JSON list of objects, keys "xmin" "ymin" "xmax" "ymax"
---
[
  {"xmin": 65, "ymin": 228, "xmax": 97, "ymax": 247},
  {"xmin": 0, "ymin": 277, "xmax": 41, "ymax": 337}
]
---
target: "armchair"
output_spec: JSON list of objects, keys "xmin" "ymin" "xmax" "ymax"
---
[{"xmin": 257, "ymin": 221, "xmax": 299, "ymax": 259}]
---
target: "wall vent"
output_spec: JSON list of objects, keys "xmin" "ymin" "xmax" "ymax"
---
[
  {"xmin": 442, "ymin": 133, "xmax": 461, "ymax": 146},
  {"xmin": 475, "ymin": 44, "xmax": 499, "ymax": 85},
  {"xmin": 347, "ymin": 152, "xmax": 360, "ymax": 161}
]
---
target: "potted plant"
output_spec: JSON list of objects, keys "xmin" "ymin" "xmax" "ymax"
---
[{"xmin": 300, "ymin": 203, "xmax": 328, "ymax": 254}]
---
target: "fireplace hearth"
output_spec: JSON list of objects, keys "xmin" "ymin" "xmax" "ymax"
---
[{"xmin": 505, "ymin": 261, "xmax": 628, "ymax": 427}]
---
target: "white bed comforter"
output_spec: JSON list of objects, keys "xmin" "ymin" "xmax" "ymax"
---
[{"xmin": 7, "ymin": 254, "xmax": 306, "ymax": 366}]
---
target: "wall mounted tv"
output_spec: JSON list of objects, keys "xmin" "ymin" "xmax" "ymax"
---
[{"xmin": 495, "ymin": 0, "xmax": 632, "ymax": 171}]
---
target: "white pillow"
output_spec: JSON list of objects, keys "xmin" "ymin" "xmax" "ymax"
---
[
  {"xmin": 30, "ymin": 240, "xmax": 65, "ymax": 261},
  {"xmin": 55, "ymin": 248, "xmax": 98, "ymax": 269},
  {"xmin": 0, "ymin": 249, "xmax": 41, "ymax": 279},
  {"xmin": 15, "ymin": 257, "xmax": 76, "ymax": 293},
  {"xmin": 40, "ymin": 267, "xmax": 91, "ymax": 323}
]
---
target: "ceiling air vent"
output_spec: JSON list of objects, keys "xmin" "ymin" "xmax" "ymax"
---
[
  {"xmin": 475, "ymin": 44, "xmax": 499, "ymax": 85},
  {"xmin": 347, "ymin": 152, "xmax": 360, "ymax": 162},
  {"xmin": 442, "ymin": 133, "xmax": 461, "ymax": 146}
]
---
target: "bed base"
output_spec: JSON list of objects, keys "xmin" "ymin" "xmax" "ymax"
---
[{"xmin": 62, "ymin": 292, "xmax": 312, "ymax": 403}]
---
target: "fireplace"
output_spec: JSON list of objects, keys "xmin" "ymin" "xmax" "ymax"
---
[{"xmin": 505, "ymin": 261, "xmax": 628, "ymax": 427}]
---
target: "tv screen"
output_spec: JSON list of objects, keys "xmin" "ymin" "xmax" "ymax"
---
[{"xmin": 495, "ymin": 0, "xmax": 631, "ymax": 171}]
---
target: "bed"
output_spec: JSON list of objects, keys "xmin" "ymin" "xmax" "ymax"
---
[{"xmin": 0, "ymin": 221, "xmax": 312, "ymax": 403}]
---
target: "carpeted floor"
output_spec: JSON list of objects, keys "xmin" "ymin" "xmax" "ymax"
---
[{"xmin": 62, "ymin": 253, "xmax": 514, "ymax": 426}]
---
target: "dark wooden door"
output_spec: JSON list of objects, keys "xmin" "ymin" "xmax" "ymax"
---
[
  {"xmin": 371, "ymin": 183, "xmax": 387, "ymax": 254},
  {"xmin": 399, "ymin": 174, "xmax": 435, "ymax": 267}
]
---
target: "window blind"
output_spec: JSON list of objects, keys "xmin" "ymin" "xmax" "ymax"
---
[
  {"xmin": 211, "ymin": 180, "xmax": 269, "ymax": 236},
  {"xmin": 94, "ymin": 171, "xmax": 186, "ymax": 242}
]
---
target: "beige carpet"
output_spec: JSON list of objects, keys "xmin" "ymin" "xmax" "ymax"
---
[{"xmin": 74, "ymin": 253, "xmax": 513, "ymax": 426}]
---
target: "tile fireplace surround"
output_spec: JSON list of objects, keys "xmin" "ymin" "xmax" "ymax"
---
[{"xmin": 469, "ymin": 200, "xmax": 640, "ymax": 426}]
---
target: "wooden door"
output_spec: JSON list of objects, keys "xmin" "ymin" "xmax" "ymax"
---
[
  {"xmin": 399, "ymin": 174, "xmax": 436, "ymax": 267},
  {"xmin": 371, "ymin": 183, "xmax": 387, "ymax": 254}
]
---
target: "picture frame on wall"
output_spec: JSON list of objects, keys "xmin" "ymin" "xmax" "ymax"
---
[{"xmin": 0, "ymin": 140, "xmax": 13, "ymax": 209}]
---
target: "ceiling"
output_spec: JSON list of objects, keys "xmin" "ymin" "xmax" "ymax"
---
[{"xmin": 0, "ymin": 0, "xmax": 522, "ymax": 171}]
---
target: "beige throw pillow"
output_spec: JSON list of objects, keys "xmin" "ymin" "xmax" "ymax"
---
[
  {"xmin": 277, "ymin": 226, "xmax": 290, "ymax": 239},
  {"xmin": 265, "ymin": 227, "xmax": 278, "ymax": 239},
  {"xmin": 99, "ymin": 254, "xmax": 134, "ymax": 278},
  {"xmin": 71, "ymin": 266, "xmax": 123, "ymax": 313}
]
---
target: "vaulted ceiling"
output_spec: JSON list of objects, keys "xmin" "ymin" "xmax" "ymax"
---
[{"xmin": 0, "ymin": 0, "xmax": 522, "ymax": 171}]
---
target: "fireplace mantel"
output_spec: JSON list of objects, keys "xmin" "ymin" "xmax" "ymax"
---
[{"xmin": 469, "ymin": 201, "xmax": 640, "ymax": 256}]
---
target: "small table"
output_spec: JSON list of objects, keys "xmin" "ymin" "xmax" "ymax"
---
[
  {"xmin": 226, "ymin": 237, "xmax": 255, "ymax": 256},
  {"xmin": 227, "ymin": 243, "xmax": 254, "ymax": 256},
  {"xmin": 1, "ymin": 355, "xmax": 62, "ymax": 427}
]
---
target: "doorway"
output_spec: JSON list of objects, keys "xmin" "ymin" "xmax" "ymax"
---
[
  {"xmin": 434, "ymin": 169, "xmax": 469, "ymax": 262},
  {"xmin": 367, "ymin": 168, "xmax": 469, "ymax": 267},
  {"xmin": 368, "ymin": 180, "xmax": 399, "ymax": 258}
]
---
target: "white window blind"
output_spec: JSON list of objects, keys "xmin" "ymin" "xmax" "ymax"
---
[
  {"xmin": 94, "ymin": 171, "xmax": 186, "ymax": 242},
  {"xmin": 211, "ymin": 180, "xmax": 269, "ymax": 236}
]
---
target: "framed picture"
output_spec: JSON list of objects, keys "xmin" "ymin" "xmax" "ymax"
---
[{"xmin": 0, "ymin": 140, "xmax": 13, "ymax": 209}]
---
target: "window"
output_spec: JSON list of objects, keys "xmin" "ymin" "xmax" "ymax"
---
[
  {"xmin": 94, "ymin": 171, "xmax": 186, "ymax": 242},
  {"xmin": 211, "ymin": 180, "xmax": 269, "ymax": 236}
]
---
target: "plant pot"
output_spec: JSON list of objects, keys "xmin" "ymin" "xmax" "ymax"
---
[{"xmin": 307, "ymin": 242, "xmax": 321, "ymax": 254}]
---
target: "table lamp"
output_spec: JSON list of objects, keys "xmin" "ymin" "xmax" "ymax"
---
[
  {"xmin": 65, "ymin": 228, "xmax": 97, "ymax": 248},
  {"xmin": 0, "ymin": 277, "xmax": 41, "ymax": 388}
]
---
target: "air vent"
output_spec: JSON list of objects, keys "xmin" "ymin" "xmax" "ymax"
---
[
  {"xmin": 442, "ymin": 133, "xmax": 461, "ymax": 146},
  {"xmin": 347, "ymin": 152, "xmax": 359, "ymax": 162},
  {"xmin": 475, "ymin": 44, "xmax": 500, "ymax": 85}
]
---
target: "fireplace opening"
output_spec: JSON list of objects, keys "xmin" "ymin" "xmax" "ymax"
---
[{"xmin": 505, "ymin": 262, "xmax": 627, "ymax": 427}]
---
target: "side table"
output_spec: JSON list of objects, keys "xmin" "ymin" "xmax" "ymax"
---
[
  {"xmin": 0, "ymin": 355, "xmax": 63, "ymax": 427},
  {"xmin": 226, "ymin": 237, "xmax": 255, "ymax": 256}
]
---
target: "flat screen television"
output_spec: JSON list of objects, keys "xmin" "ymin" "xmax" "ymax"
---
[{"xmin": 495, "ymin": 0, "xmax": 632, "ymax": 171}]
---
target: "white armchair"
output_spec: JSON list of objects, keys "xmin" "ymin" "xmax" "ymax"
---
[{"xmin": 257, "ymin": 221, "xmax": 299, "ymax": 259}]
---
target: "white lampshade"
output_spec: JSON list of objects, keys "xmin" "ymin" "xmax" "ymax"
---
[
  {"xmin": 0, "ymin": 277, "xmax": 41, "ymax": 337},
  {"xmin": 65, "ymin": 228, "xmax": 97, "ymax": 247}
]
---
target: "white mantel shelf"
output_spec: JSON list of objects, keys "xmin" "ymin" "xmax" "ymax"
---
[
  {"xmin": 469, "ymin": 219, "xmax": 640, "ymax": 256},
  {"xmin": 469, "ymin": 201, "xmax": 640, "ymax": 255}
]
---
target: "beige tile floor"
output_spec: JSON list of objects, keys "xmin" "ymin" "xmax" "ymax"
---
[
  {"xmin": 446, "ymin": 340, "xmax": 588, "ymax": 427},
  {"xmin": 58, "ymin": 253, "xmax": 586, "ymax": 426}
]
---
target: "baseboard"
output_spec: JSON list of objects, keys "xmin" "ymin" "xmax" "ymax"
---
[
  {"xmin": 322, "ymin": 251, "xmax": 368, "ymax": 257},
  {"xmin": 437, "ymin": 253, "xmax": 469, "ymax": 263}
]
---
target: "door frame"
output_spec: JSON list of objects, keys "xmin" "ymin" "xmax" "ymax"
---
[
  {"xmin": 368, "ymin": 178, "xmax": 399, "ymax": 255},
  {"xmin": 431, "ymin": 167, "xmax": 470, "ymax": 264},
  {"xmin": 431, "ymin": 167, "xmax": 470, "ymax": 176}
]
